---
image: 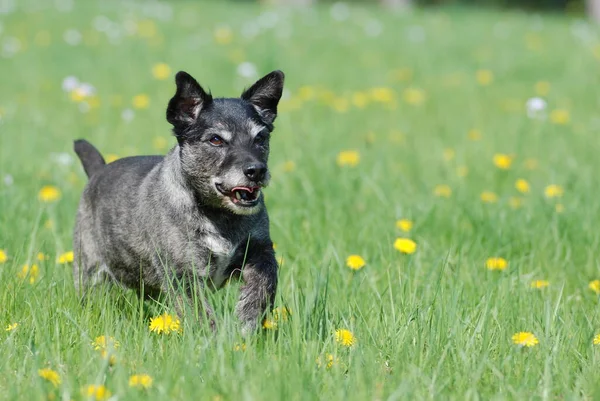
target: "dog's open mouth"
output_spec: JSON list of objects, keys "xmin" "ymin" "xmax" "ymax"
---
[{"xmin": 216, "ymin": 184, "xmax": 261, "ymax": 207}]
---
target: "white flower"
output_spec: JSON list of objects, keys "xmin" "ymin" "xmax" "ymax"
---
[
  {"xmin": 258, "ymin": 12, "xmax": 279, "ymax": 29},
  {"xmin": 241, "ymin": 22, "xmax": 260, "ymax": 39},
  {"xmin": 121, "ymin": 109, "xmax": 135, "ymax": 122},
  {"xmin": 330, "ymin": 2, "xmax": 350, "ymax": 22},
  {"xmin": 51, "ymin": 153, "xmax": 74, "ymax": 166},
  {"xmin": 93, "ymin": 16, "xmax": 112, "ymax": 32},
  {"xmin": 0, "ymin": 0, "xmax": 16, "ymax": 15},
  {"xmin": 526, "ymin": 97, "xmax": 547, "ymax": 119},
  {"xmin": 62, "ymin": 76, "xmax": 79, "ymax": 92},
  {"xmin": 55, "ymin": 0, "xmax": 74, "ymax": 13},
  {"xmin": 78, "ymin": 83, "xmax": 95, "ymax": 97},
  {"xmin": 3, "ymin": 174, "xmax": 13, "ymax": 186},
  {"xmin": 365, "ymin": 19, "xmax": 383, "ymax": 37},
  {"xmin": 237, "ymin": 62, "xmax": 258, "ymax": 79},
  {"xmin": 2, "ymin": 37, "xmax": 21, "ymax": 58},
  {"xmin": 63, "ymin": 29, "xmax": 82, "ymax": 46}
]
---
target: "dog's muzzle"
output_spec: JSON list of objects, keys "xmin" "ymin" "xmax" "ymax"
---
[{"xmin": 215, "ymin": 183, "xmax": 261, "ymax": 207}]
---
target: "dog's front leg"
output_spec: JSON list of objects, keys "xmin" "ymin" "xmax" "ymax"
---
[{"xmin": 235, "ymin": 244, "xmax": 278, "ymax": 336}]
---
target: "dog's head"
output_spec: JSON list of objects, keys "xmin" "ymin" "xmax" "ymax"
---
[{"xmin": 166, "ymin": 70, "xmax": 284, "ymax": 215}]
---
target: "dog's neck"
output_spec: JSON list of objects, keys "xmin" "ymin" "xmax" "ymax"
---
[{"xmin": 160, "ymin": 146, "xmax": 198, "ymax": 210}]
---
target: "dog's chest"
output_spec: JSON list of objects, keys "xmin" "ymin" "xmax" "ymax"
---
[{"xmin": 200, "ymin": 223, "xmax": 240, "ymax": 287}]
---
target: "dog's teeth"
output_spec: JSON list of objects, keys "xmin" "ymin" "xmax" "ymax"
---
[{"xmin": 235, "ymin": 191, "xmax": 241, "ymax": 200}]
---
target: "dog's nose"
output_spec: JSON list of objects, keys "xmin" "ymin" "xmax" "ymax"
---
[{"xmin": 243, "ymin": 163, "xmax": 267, "ymax": 181}]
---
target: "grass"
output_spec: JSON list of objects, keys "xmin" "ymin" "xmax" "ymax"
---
[{"xmin": 1, "ymin": 0, "xmax": 600, "ymax": 399}]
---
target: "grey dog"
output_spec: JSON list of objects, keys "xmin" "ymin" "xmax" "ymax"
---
[{"xmin": 73, "ymin": 70, "xmax": 284, "ymax": 334}]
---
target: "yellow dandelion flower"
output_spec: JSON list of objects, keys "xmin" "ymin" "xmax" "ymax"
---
[
  {"xmin": 91, "ymin": 335, "xmax": 120, "ymax": 351},
  {"xmin": 475, "ymin": 69, "xmax": 494, "ymax": 86},
  {"xmin": 370, "ymin": 87, "xmax": 395, "ymax": 103},
  {"xmin": 151, "ymin": 62, "xmax": 171, "ymax": 80},
  {"xmin": 493, "ymin": 154, "xmax": 513, "ymax": 170},
  {"xmin": 152, "ymin": 136, "xmax": 169, "ymax": 151},
  {"xmin": 512, "ymin": 332, "xmax": 539, "ymax": 347},
  {"xmin": 262, "ymin": 319, "xmax": 277, "ymax": 330},
  {"xmin": 316, "ymin": 353, "xmax": 336, "ymax": 369},
  {"xmin": 555, "ymin": 203, "xmax": 565, "ymax": 213},
  {"xmin": 351, "ymin": 91, "xmax": 369, "ymax": 109},
  {"xmin": 396, "ymin": 219, "xmax": 413, "ymax": 232},
  {"xmin": 589, "ymin": 280, "xmax": 600, "ymax": 295},
  {"xmin": 531, "ymin": 280, "xmax": 549, "ymax": 289},
  {"xmin": 297, "ymin": 86, "xmax": 315, "ymax": 101},
  {"xmin": 336, "ymin": 150, "xmax": 360, "ymax": 167},
  {"xmin": 82, "ymin": 385, "xmax": 111, "ymax": 401},
  {"xmin": 282, "ymin": 161, "xmax": 296, "ymax": 173},
  {"xmin": 394, "ymin": 238, "xmax": 417, "ymax": 255},
  {"xmin": 515, "ymin": 179, "xmax": 530, "ymax": 194},
  {"xmin": 129, "ymin": 374, "xmax": 153, "ymax": 389},
  {"xmin": 346, "ymin": 255, "xmax": 366, "ymax": 271},
  {"xmin": 535, "ymin": 81, "xmax": 550, "ymax": 96},
  {"xmin": 272, "ymin": 306, "xmax": 291, "ymax": 322},
  {"xmin": 136, "ymin": 19, "xmax": 157, "ymax": 38},
  {"xmin": 105, "ymin": 154, "xmax": 119, "ymax": 163},
  {"xmin": 486, "ymin": 257, "xmax": 507, "ymax": 271},
  {"xmin": 456, "ymin": 165, "xmax": 469, "ymax": 178},
  {"xmin": 99, "ymin": 349, "xmax": 117, "ymax": 366},
  {"xmin": 442, "ymin": 148, "xmax": 455, "ymax": 161},
  {"xmin": 38, "ymin": 368, "xmax": 61, "ymax": 387},
  {"xmin": 593, "ymin": 334, "xmax": 600, "ymax": 345},
  {"xmin": 335, "ymin": 329, "xmax": 355, "ymax": 347},
  {"xmin": 36, "ymin": 252, "xmax": 48, "ymax": 262},
  {"xmin": 402, "ymin": 87, "xmax": 425, "ymax": 105},
  {"xmin": 509, "ymin": 196, "xmax": 523, "ymax": 209},
  {"xmin": 17, "ymin": 264, "xmax": 39, "ymax": 284},
  {"xmin": 331, "ymin": 97, "xmax": 349, "ymax": 113},
  {"xmin": 549, "ymin": 109, "xmax": 570, "ymax": 125},
  {"xmin": 0, "ymin": 249, "xmax": 7, "ymax": 263},
  {"xmin": 233, "ymin": 343, "xmax": 247, "ymax": 352},
  {"xmin": 5, "ymin": 322, "xmax": 18, "ymax": 331},
  {"xmin": 544, "ymin": 184, "xmax": 564, "ymax": 198},
  {"xmin": 480, "ymin": 191, "xmax": 498, "ymax": 203},
  {"xmin": 468, "ymin": 129, "xmax": 482, "ymax": 141},
  {"xmin": 38, "ymin": 185, "xmax": 61, "ymax": 202},
  {"xmin": 57, "ymin": 251, "xmax": 74, "ymax": 264},
  {"xmin": 132, "ymin": 94, "xmax": 150, "ymax": 109},
  {"xmin": 149, "ymin": 313, "xmax": 181, "ymax": 334},
  {"xmin": 214, "ymin": 26, "xmax": 233, "ymax": 45},
  {"xmin": 433, "ymin": 184, "xmax": 452, "ymax": 198},
  {"xmin": 70, "ymin": 88, "xmax": 88, "ymax": 102}
]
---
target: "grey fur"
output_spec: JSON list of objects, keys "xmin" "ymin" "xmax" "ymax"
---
[{"xmin": 73, "ymin": 70, "xmax": 284, "ymax": 334}]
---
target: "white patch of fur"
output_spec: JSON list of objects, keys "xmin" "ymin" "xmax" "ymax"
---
[
  {"xmin": 247, "ymin": 120, "xmax": 266, "ymax": 139},
  {"xmin": 215, "ymin": 130, "xmax": 232, "ymax": 142}
]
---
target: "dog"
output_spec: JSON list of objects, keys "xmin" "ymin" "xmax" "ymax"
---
[{"xmin": 73, "ymin": 70, "xmax": 284, "ymax": 334}]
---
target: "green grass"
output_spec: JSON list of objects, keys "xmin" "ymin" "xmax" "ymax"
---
[{"xmin": 2, "ymin": 1, "xmax": 600, "ymax": 399}]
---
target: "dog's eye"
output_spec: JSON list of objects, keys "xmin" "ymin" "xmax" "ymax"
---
[
  {"xmin": 209, "ymin": 135, "xmax": 225, "ymax": 146},
  {"xmin": 254, "ymin": 133, "xmax": 267, "ymax": 146}
]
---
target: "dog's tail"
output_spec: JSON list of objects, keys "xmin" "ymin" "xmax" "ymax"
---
[{"xmin": 74, "ymin": 139, "xmax": 106, "ymax": 178}]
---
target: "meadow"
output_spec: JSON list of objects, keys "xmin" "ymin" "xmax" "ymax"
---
[{"xmin": 2, "ymin": 0, "xmax": 600, "ymax": 399}]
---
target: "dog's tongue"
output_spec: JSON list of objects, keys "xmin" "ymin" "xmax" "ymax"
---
[{"xmin": 232, "ymin": 186, "xmax": 255, "ymax": 193}]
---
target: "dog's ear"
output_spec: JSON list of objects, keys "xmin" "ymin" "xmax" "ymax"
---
[
  {"xmin": 167, "ymin": 71, "xmax": 213, "ymax": 130},
  {"xmin": 241, "ymin": 70, "xmax": 285, "ymax": 124}
]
